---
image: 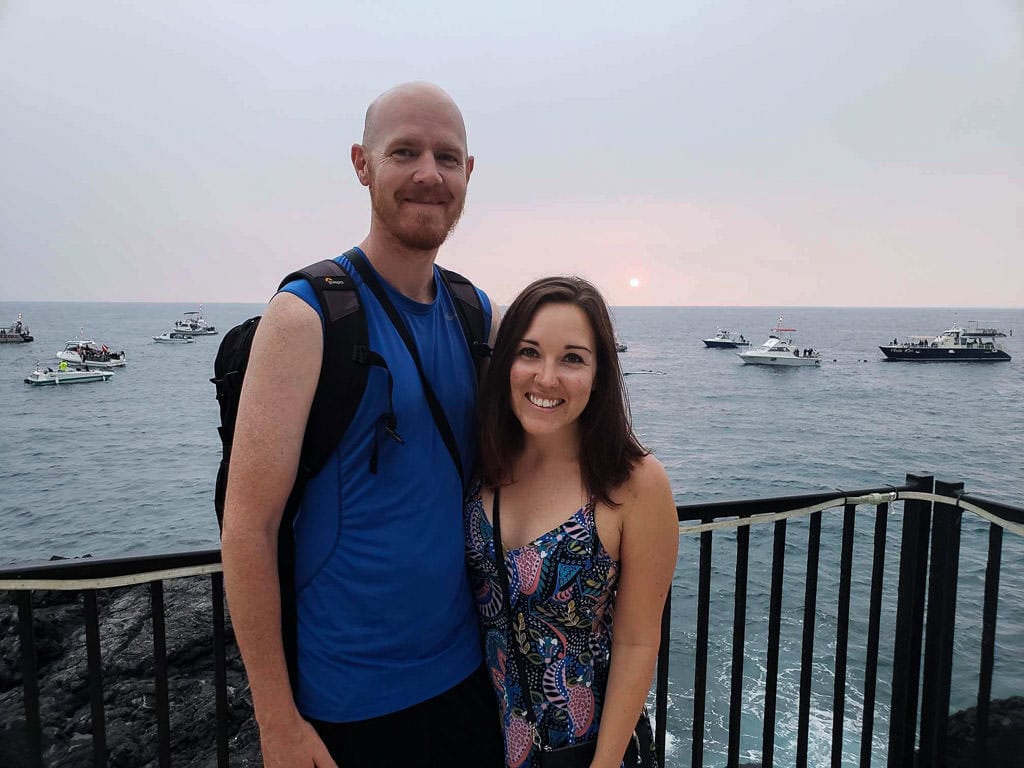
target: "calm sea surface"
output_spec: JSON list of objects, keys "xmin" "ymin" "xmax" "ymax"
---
[{"xmin": 2, "ymin": 301, "xmax": 1022, "ymax": 766}]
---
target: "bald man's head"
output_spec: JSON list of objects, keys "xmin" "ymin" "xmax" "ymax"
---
[
  {"xmin": 352, "ymin": 82, "xmax": 474, "ymax": 253},
  {"xmin": 361, "ymin": 82, "xmax": 468, "ymax": 153}
]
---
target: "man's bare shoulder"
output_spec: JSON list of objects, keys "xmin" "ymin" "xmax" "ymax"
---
[
  {"xmin": 262, "ymin": 290, "xmax": 322, "ymax": 335},
  {"xmin": 244, "ymin": 292, "xmax": 323, "ymax": 384}
]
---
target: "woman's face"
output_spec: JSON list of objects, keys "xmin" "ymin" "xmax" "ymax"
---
[{"xmin": 508, "ymin": 302, "xmax": 597, "ymax": 439}]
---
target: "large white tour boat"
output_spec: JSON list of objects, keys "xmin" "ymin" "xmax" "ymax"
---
[{"xmin": 880, "ymin": 322, "xmax": 1011, "ymax": 362}]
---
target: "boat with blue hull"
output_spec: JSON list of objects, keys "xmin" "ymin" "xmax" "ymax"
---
[
  {"xmin": 880, "ymin": 322, "xmax": 1011, "ymax": 362},
  {"xmin": 702, "ymin": 329, "xmax": 750, "ymax": 348}
]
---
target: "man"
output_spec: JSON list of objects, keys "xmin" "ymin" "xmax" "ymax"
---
[{"xmin": 222, "ymin": 82, "xmax": 502, "ymax": 767}]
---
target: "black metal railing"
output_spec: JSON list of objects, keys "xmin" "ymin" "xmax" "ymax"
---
[
  {"xmin": 0, "ymin": 551, "xmax": 228, "ymax": 768},
  {"xmin": 2, "ymin": 474, "xmax": 1021, "ymax": 767},
  {"xmin": 667, "ymin": 474, "xmax": 1024, "ymax": 768}
]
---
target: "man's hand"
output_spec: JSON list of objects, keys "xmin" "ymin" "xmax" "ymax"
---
[{"xmin": 259, "ymin": 716, "xmax": 337, "ymax": 768}]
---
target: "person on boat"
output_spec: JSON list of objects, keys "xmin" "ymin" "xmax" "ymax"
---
[
  {"xmin": 465, "ymin": 276, "xmax": 678, "ymax": 767},
  {"xmin": 221, "ymin": 82, "xmax": 502, "ymax": 768},
  {"xmin": 58, "ymin": 360, "xmax": 68, "ymax": 372}
]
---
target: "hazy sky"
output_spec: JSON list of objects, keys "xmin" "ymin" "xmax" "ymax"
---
[{"xmin": 1, "ymin": 2, "xmax": 1021, "ymax": 307}]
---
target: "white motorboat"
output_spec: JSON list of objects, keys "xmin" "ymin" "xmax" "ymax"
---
[
  {"xmin": 25, "ymin": 367, "xmax": 114, "ymax": 386},
  {"xmin": 153, "ymin": 332, "xmax": 196, "ymax": 344},
  {"xmin": 56, "ymin": 338, "xmax": 127, "ymax": 368},
  {"xmin": 738, "ymin": 318, "xmax": 821, "ymax": 367},
  {"xmin": 702, "ymin": 329, "xmax": 750, "ymax": 348},
  {"xmin": 173, "ymin": 307, "xmax": 218, "ymax": 336}
]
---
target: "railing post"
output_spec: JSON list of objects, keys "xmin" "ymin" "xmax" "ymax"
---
[
  {"xmin": 859, "ymin": 501, "xmax": 890, "ymax": 768},
  {"xmin": 796, "ymin": 510, "xmax": 822, "ymax": 768},
  {"xmin": 212, "ymin": 572, "xmax": 230, "ymax": 768},
  {"xmin": 918, "ymin": 479, "xmax": 964, "ymax": 767},
  {"xmin": 830, "ymin": 503, "xmax": 857, "ymax": 768},
  {"xmin": 17, "ymin": 591, "xmax": 44, "ymax": 768},
  {"xmin": 655, "ymin": 590, "xmax": 671, "ymax": 768},
  {"xmin": 727, "ymin": 519, "xmax": 751, "ymax": 768},
  {"xmin": 761, "ymin": 518, "xmax": 788, "ymax": 768},
  {"xmin": 887, "ymin": 473, "xmax": 934, "ymax": 768},
  {"xmin": 692, "ymin": 524, "xmax": 714, "ymax": 768},
  {"xmin": 975, "ymin": 519, "xmax": 1003, "ymax": 767},
  {"xmin": 150, "ymin": 581, "xmax": 171, "ymax": 768},
  {"xmin": 83, "ymin": 589, "xmax": 108, "ymax": 767}
]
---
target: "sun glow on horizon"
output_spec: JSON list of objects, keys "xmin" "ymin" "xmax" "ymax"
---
[{"xmin": 629, "ymin": 277, "xmax": 640, "ymax": 288}]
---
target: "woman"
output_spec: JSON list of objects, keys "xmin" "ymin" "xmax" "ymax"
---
[{"xmin": 465, "ymin": 276, "xmax": 678, "ymax": 768}]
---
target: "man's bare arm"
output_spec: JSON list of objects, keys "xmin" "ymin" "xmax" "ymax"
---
[{"xmin": 220, "ymin": 292, "xmax": 335, "ymax": 767}]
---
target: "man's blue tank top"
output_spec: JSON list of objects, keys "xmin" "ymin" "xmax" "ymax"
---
[{"xmin": 280, "ymin": 249, "xmax": 490, "ymax": 722}]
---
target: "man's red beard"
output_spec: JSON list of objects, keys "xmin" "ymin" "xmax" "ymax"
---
[{"xmin": 371, "ymin": 187, "xmax": 465, "ymax": 251}]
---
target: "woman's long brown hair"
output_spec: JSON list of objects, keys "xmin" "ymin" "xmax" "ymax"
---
[{"xmin": 478, "ymin": 276, "xmax": 647, "ymax": 507}]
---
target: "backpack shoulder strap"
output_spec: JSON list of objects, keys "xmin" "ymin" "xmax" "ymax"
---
[
  {"xmin": 438, "ymin": 266, "xmax": 492, "ymax": 363},
  {"xmin": 279, "ymin": 253, "xmax": 369, "ymax": 481},
  {"xmin": 279, "ymin": 257, "xmax": 359, "ymax": 327}
]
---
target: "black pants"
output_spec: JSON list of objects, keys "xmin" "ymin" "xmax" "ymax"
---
[{"xmin": 310, "ymin": 664, "xmax": 504, "ymax": 767}]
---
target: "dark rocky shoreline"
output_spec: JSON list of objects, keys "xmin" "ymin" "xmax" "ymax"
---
[
  {"xmin": 3, "ymin": 579, "xmax": 1023, "ymax": 766},
  {"xmin": 1, "ymin": 578, "xmax": 260, "ymax": 767}
]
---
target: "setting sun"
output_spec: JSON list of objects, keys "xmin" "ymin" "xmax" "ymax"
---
[{"xmin": 629, "ymin": 277, "xmax": 640, "ymax": 288}]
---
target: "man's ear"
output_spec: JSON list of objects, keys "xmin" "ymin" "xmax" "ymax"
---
[
  {"xmin": 352, "ymin": 143, "xmax": 370, "ymax": 187},
  {"xmin": 465, "ymin": 154, "xmax": 474, "ymax": 183}
]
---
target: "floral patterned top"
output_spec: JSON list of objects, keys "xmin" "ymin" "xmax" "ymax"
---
[{"xmin": 464, "ymin": 484, "xmax": 620, "ymax": 768}]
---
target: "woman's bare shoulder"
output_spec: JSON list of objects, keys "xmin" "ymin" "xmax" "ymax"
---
[{"xmin": 612, "ymin": 454, "xmax": 674, "ymax": 516}]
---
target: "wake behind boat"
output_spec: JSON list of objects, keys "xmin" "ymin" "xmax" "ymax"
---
[
  {"xmin": 703, "ymin": 329, "xmax": 750, "ymax": 348},
  {"xmin": 1, "ymin": 314, "xmax": 34, "ymax": 343},
  {"xmin": 25, "ymin": 367, "xmax": 114, "ymax": 386},
  {"xmin": 738, "ymin": 317, "xmax": 821, "ymax": 367},
  {"xmin": 880, "ymin": 321, "xmax": 1011, "ymax": 362},
  {"xmin": 57, "ymin": 338, "xmax": 127, "ymax": 368}
]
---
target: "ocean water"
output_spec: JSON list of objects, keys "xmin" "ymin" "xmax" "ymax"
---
[{"xmin": 2, "ymin": 301, "xmax": 1022, "ymax": 766}]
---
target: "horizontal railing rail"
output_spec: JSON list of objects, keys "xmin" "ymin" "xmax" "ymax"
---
[
  {"xmin": 0, "ymin": 548, "xmax": 222, "ymax": 589},
  {"xmin": 2, "ymin": 475, "xmax": 1021, "ymax": 767}
]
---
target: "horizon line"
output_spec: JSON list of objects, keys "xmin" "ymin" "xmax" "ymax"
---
[{"xmin": 3, "ymin": 299, "xmax": 1023, "ymax": 311}]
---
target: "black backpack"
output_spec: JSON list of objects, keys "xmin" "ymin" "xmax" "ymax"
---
[{"xmin": 211, "ymin": 249, "xmax": 489, "ymax": 686}]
